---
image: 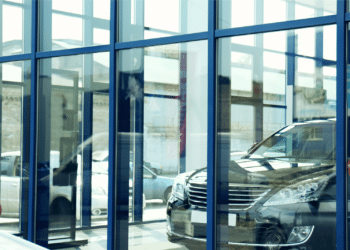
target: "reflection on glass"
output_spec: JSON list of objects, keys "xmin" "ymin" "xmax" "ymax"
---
[
  {"xmin": 218, "ymin": 0, "xmax": 336, "ymax": 29},
  {"xmin": 118, "ymin": 0, "xmax": 208, "ymax": 42},
  {"xmin": 294, "ymin": 26, "xmax": 336, "ymax": 121},
  {"xmin": 214, "ymin": 26, "xmax": 336, "ymax": 249},
  {"xmin": 52, "ymin": 0, "xmax": 82, "ymax": 14},
  {"xmin": 230, "ymin": 105, "xmax": 254, "ymax": 153},
  {"xmin": 1, "ymin": 1, "xmax": 31, "ymax": 56},
  {"xmin": 38, "ymin": 53, "xmax": 109, "ymax": 245},
  {"xmin": 0, "ymin": 60, "xmax": 31, "ymax": 235},
  {"xmin": 40, "ymin": 0, "xmax": 110, "ymax": 51},
  {"xmin": 263, "ymin": 107, "xmax": 286, "ymax": 139},
  {"xmin": 117, "ymin": 41, "xmax": 207, "ymax": 249}
]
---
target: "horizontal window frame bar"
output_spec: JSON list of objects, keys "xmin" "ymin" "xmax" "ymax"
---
[
  {"xmin": 261, "ymin": 104, "xmax": 287, "ymax": 109},
  {"xmin": 262, "ymin": 48, "xmax": 336, "ymax": 65},
  {"xmin": 3, "ymin": 0, "xmax": 27, "ymax": 8},
  {"xmin": 52, "ymin": 9, "xmax": 110, "ymax": 29},
  {"xmin": 216, "ymin": 15, "xmax": 336, "ymax": 38},
  {"xmin": 2, "ymin": 80, "xmax": 26, "ymax": 87},
  {"xmin": 231, "ymin": 102, "xmax": 287, "ymax": 109},
  {"xmin": 115, "ymin": 32, "xmax": 208, "ymax": 50},
  {"xmin": 296, "ymin": 71, "xmax": 335, "ymax": 78},
  {"xmin": 229, "ymin": 44, "xmax": 336, "ymax": 66},
  {"xmin": 231, "ymin": 97, "xmax": 287, "ymax": 109},
  {"xmin": 36, "ymin": 45, "xmax": 110, "ymax": 58},
  {"xmin": 0, "ymin": 53, "xmax": 31, "ymax": 63},
  {"xmin": 144, "ymin": 93, "xmax": 179, "ymax": 99},
  {"xmin": 144, "ymin": 26, "xmax": 180, "ymax": 36}
]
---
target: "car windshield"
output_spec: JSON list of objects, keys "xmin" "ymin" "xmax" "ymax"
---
[{"xmin": 246, "ymin": 122, "xmax": 336, "ymax": 164}]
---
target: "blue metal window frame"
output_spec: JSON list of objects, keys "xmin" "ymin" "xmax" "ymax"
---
[
  {"xmin": 107, "ymin": 0, "xmax": 117, "ymax": 249},
  {"xmin": 336, "ymin": 1, "xmax": 348, "ymax": 250},
  {"xmin": 0, "ymin": 0, "xmax": 346, "ymax": 249},
  {"xmin": 207, "ymin": 0, "xmax": 216, "ymax": 249},
  {"xmin": 28, "ymin": 0, "xmax": 38, "ymax": 243}
]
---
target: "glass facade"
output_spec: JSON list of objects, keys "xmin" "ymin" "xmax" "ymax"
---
[
  {"xmin": 0, "ymin": 0, "xmax": 32, "ymax": 56},
  {"xmin": 218, "ymin": 0, "xmax": 337, "ymax": 29},
  {"xmin": 118, "ymin": 0, "xmax": 208, "ymax": 42},
  {"xmin": 0, "ymin": 1, "xmax": 348, "ymax": 250},
  {"xmin": 0, "ymin": 60, "xmax": 31, "ymax": 234},
  {"xmin": 39, "ymin": 0, "xmax": 110, "ymax": 51},
  {"xmin": 215, "ymin": 26, "xmax": 336, "ymax": 249},
  {"xmin": 117, "ymin": 40, "xmax": 208, "ymax": 248},
  {"xmin": 37, "ymin": 53, "xmax": 109, "ymax": 244}
]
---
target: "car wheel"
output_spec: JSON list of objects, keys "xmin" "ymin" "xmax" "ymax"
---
[
  {"xmin": 258, "ymin": 227, "xmax": 286, "ymax": 250},
  {"xmin": 50, "ymin": 198, "xmax": 72, "ymax": 228},
  {"xmin": 92, "ymin": 208, "xmax": 102, "ymax": 216},
  {"xmin": 164, "ymin": 187, "xmax": 172, "ymax": 204},
  {"xmin": 151, "ymin": 168, "xmax": 158, "ymax": 175}
]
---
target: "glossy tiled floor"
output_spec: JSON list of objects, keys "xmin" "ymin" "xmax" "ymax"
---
[{"xmin": 62, "ymin": 222, "xmax": 187, "ymax": 250}]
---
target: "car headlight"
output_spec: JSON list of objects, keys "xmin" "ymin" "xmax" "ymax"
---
[
  {"xmin": 264, "ymin": 177, "xmax": 328, "ymax": 206},
  {"xmin": 172, "ymin": 176, "xmax": 187, "ymax": 200},
  {"xmin": 92, "ymin": 186, "xmax": 107, "ymax": 196}
]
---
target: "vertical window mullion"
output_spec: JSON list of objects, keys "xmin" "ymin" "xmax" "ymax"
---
[
  {"xmin": 28, "ymin": 0, "xmax": 38, "ymax": 243},
  {"xmin": 108, "ymin": 0, "xmax": 118, "ymax": 249},
  {"xmin": 207, "ymin": 0, "xmax": 216, "ymax": 250},
  {"xmin": 81, "ymin": 0, "xmax": 94, "ymax": 228},
  {"xmin": 336, "ymin": 0, "xmax": 348, "ymax": 250}
]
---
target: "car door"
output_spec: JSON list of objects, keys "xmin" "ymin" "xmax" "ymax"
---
[
  {"xmin": 6, "ymin": 156, "xmax": 21, "ymax": 215},
  {"xmin": 143, "ymin": 166, "xmax": 160, "ymax": 200},
  {"xmin": 0, "ymin": 156, "xmax": 13, "ymax": 214},
  {"xmin": 1, "ymin": 155, "xmax": 20, "ymax": 215}
]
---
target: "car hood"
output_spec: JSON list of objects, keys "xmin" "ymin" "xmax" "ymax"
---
[
  {"xmin": 155, "ymin": 175, "xmax": 174, "ymax": 184},
  {"xmin": 187, "ymin": 158, "xmax": 335, "ymax": 187}
]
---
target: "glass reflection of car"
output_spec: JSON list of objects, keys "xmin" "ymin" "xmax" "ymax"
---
[
  {"xmin": 167, "ymin": 119, "xmax": 338, "ymax": 250},
  {"xmin": 0, "ymin": 151, "xmax": 146, "ymax": 219},
  {"xmin": 93, "ymin": 150, "xmax": 164, "ymax": 175},
  {"xmin": 143, "ymin": 161, "xmax": 163, "ymax": 175},
  {"xmin": 130, "ymin": 165, "xmax": 174, "ymax": 203},
  {"xmin": 88, "ymin": 156, "xmax": 146, "ymax": 216},
  {"xmin": 0, "ymin": 151, "xmax": 109, "ymax": 218},
  {"xmin": 0, "ymin": 152, "xmax": 22, "ymax": 216},
  {"xmin": 93, "ymin": 150, "xmax": 174, "ymax": 203}
]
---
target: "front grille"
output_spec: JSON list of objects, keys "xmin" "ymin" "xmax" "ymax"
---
[{"xmin": 188, "ymin": 182, "xmax": 270, "ymax": 211}]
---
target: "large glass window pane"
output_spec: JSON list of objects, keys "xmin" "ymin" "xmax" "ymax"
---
[
  {"xmin": 216, "ymin": 25, "xmax": 336, "ymax": 249},
  {"xmin": 39, "ymin": 0, "xmax": 110, "ymax": 51},
  {"xmin": 295, "ymin": 26, "xmax": 336, "ymax": 121},
  {"xmin": 218, "ymin": 0, "xmax": 336, "ymax": 29},
  {"xmin": 0, "ymin": 60, "xmax": 31, "ymax": 235},
  {"xmin": 37, "ymin": 52, "xmax": 109, "ymax": 246},
  {"xmin": 118, "ymin": 0, "xmax": 208, "ymax": 42},
  {"xmin": 1, "ymin": 0, "xmax": 31, "ymax": 56},
  {"xmin": 117, "ymin": 40, "xmax": 207, "ymax": 249}
]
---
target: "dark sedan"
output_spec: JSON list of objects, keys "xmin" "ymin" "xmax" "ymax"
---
[{"xmin": 166, "ymin": 119, "xmax": 340, "ymax": 250}]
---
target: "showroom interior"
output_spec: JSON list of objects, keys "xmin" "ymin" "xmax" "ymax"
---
[{"xmin": 0, "ymin": 0, "xmax": 348, "ymax": 249}]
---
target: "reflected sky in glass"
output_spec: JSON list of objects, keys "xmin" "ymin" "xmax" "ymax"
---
[
  {"xmin": 40, "ymin": 0, "xmax": 110, "ymax": 51},
  {"xmin": 219, "ymin": 0, "xmax": 336, "ymax": 29},
  {"xmin": 119, "ymin": 0, "xmax": 208, "ymax": 42},
  {"xmin": 1, "ymin": 1, "xmax": 31, "ymax": 56}
]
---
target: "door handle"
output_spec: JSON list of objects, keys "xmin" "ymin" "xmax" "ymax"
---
[{"xmin": 11, "ymin": 183, "xmax": 18, "ymax": 187}]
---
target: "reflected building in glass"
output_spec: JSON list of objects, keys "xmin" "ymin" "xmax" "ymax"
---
[{"xmin": 0, "ymin": 0, "xmax": 348, "ymax": 250}]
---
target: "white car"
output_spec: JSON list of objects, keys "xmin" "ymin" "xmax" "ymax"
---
[{"xmin": 0, "ymin": 151, "xmax": 145, "ymax": 222}]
